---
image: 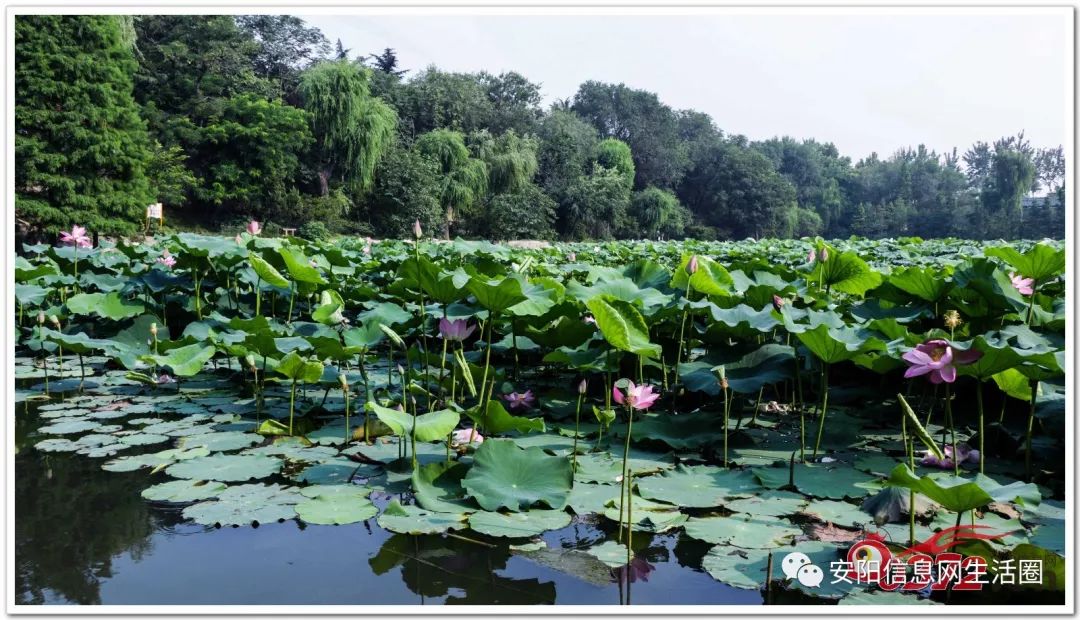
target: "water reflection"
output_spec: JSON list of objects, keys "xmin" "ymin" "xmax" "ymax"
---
[
  {"xmin": 371, "ymin": 534, "xmax": 557, "ymax": 604},
  {"xmin": 15, "ymin": 452, "xmax": 160, "ymax": 604}
]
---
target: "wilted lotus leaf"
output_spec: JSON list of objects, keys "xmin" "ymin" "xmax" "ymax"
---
[
  {"xmin": 468, "ymin": 508, "xmax": 571, "ymax": 538},
  {"xmin": 859, "ymin": 486, "xmax": 936, "ymax": 524}
]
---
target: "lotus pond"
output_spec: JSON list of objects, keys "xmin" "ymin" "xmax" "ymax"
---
[{"xmin": 14, "ymin": 233, "xmax": 1066, "ymax": 606}]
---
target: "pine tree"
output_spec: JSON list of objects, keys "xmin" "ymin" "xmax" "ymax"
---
[{"xmin": 16, "ymin": 15, "xmax": 155, "ymax": 235}]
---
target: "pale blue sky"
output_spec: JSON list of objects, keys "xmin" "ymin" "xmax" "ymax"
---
[{"xmin": 302, "ymin": 11, "xmax": 1070, "ymax": 160}]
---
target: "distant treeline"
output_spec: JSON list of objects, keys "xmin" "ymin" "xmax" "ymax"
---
[{"xmin": 15, "ymin": 15, "xmax": 1066, "ymax": 241}]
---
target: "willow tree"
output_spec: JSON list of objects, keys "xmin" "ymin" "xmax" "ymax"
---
[
  {"xmin": 469, "ymin": 130, "xmax": 539, "ymax": 194},
  {"xmin": 414, "ymin": 129, "xmax": 488, "ymax": 239},
  {"xmin": 299, "ymin": 60, "xmax": 397, "ymax": 196}
]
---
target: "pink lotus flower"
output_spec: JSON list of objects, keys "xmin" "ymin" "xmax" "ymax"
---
[
  {"xmin": 578, "ymin": 378, "xmax": 588, "ymax": 394},
  {"xmin": 438, "ymin": 318, "xmax": 475, "ymax": 342},
  {"xmin": 451, "ymin": 428, "xmax": 484, "ymax": 447},
  {"xmin": 921, "ymin": 444, "xmax": 980, "ymax": 469},
  {"xmin": 1010, "ymin": 272, "xmax": 1034, "ymax": 296},
  {"xmin": 807, "ymin": 248, "xmax": 816, "ymax": 263},
  {"xmin": 686, "ymin": 255, "xmax": 699, "ymax": 275},
  {"xmin": 612, "ymin": 381, "xmax": 660, "ymax": 410},
  {"xmin": 247, "ymin": 221, "xmax": 261, "ymax": 235},
  {"xmin": 363, "ymin": 238, "xmax": 372, "ymax": 255},
  {"xmin": 59, "ymin": 225, "xmax": 92, "ymax": 249},
  {"xmin": 156, "ymin": 374, "xmax": 176, "ymax": 385},
  {"xmin": 503, "ymin": 390, "xmax": 535, "ymax": 410},
  {"xmin": 772, "ymin": 295, "xmax": 785, "ymax": 311},
  {"xmin": 156, "ymin": 249, "xmax": 176, "ymax": 268},
  {"xmin": 902, "ymin": 339, "xmax": 982, "ymax": 384},
  {"xmin": 567, "ymin": 252, "xmax": 576, "ymax": 262},
  {"xmin": 584, "ymin": 315, "xmax": 596, "ymax": 325}
]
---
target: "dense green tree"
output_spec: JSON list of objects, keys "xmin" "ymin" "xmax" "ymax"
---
[
  {"xmin": 572, "ymin": 81, "xmax": 690, "ymax": 190},
  {"xmin": 194, "ymin": 94, "xmax": 312, "ymax": 218},
  {"xmin": 415, "ymin": 129, "xmax": 489, "ymax": 238},
  {"xmin": 478, "ymin": 71, "xmax": 543, "ymax": 135},
  {"xmin": 369, "ymin": 48, "xmax": 407, "ymax": 77},
  {"xmin": 630, "ymin": 187, "xmax": 689, "ymax": 239},
  {"xmin": 15, "ymin": 15, "xmax": 155, "ymax": 235},
  {"xmin": 483, "ymin": 184, "xmax": 558, "ymax": 240},
  {"xmin": 146, "ymin": 143, "xmax": 197, "ymax": 207},
  {"xmin": 753, "ymin": 137, "xmax": 852, "ymax": 235},
  {"xmin": 236, "ymin": 15, "xmax": 329, "ymax": 98},
  {"xmin": 594, "ymin": 138, "xmax": 635, "ymax": 186},
  {"xmin": 678, "ymin": 141, "xmax": 797, "ymax": 238},
  {"xmin": 361, "ymin": 145, "xmax": 444, "ymax": 238},
  {"xmin": 469, "ymin": 130, "xmax": 539, "ymax": 194},
  {"xmin": 399, "ymin": 67, "xmax": 494, "ymax": 136},
  {"xmin": 299, "ymin": 60, "xmax": 397, "ymax": 196},
  {"xmin": 562, "ymin": 165, "xmax": 633, "ymax": 239},
  {"xmin": 536, "ymin": 110, "xmax": 599, "ymax": 199}
]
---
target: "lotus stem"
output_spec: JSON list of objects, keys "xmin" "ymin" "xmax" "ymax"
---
[
  {"xmin": 618, "ymin": 402, "xmax": 634, "ymax": 543},
  {"xmin": 288, "ymin": 378, "xmax": 297, "ymax": 436},
  {"xmin": 1025, "ymin": 378, "xmax": 1037, "ymax": 481},
  {"xmin": 77, "ymin": 352, "xmax": 85, "ymax": 388},
  {"xmin": 255, "ymin": 276, "xmax": 262, "ymax": 317},
  {"xmin": 722, "ymin": 385, "xmax": 730, "ymax": 466},
  {"xmin": 413, "ymin": 242, "xmax": 431, "ymax": 411},
  {"xmin": 944, "ymin": 383, "xmax": 958, "ymax": 476},
  {"xmin": 625, "ymin": 468, "xmax": 633, "ymax": 561},
  {"xmin": 811, "ymin": 363, "xmax": 830, "ymax": 459},
  {"xmin": 287, "ymin": 281, "xmax": 296, "ymax": 323},
  {"xmin": 975, "ymin": 380, "xmax": 986, "ymax": 473},
  {"xmin": 572, "ymin": 389, "xmax": 584, "ymax": 471},
  {"xmin": 343, "ymin": 384, "xmax": 351, "ymax": 445},
  {"xmin": 476, "ymin": 313, "xmax": 497, "ymax": 430}
]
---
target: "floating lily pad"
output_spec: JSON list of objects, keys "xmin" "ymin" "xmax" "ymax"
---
[
  {"xmin": 468, "ymin": 509, "xmax": 571, "ymax": 538},
  {"xmin": 166, "ymin": 453, "xmax": 282, "ymax": 482},
  {"xmin": 182, "ymin": 483, "xmax": 301, "ymax": 527},
  {"xmin": 583, "ymin": 540, "xmax": 631, "ymax": 568},
  {"xmin": 242, "ymin": 439, "xmax": 340, "ymax": 461},
  {"xmin": 296, "ymin": 492, "xmax": 378, "ymax": 525},
  {"xmin": 755, "ymin": 463, "xmax": 876, "ymax": 499},
  {"xmin": 178, "ymin": 431, "xmax": 261, "ymax": 452},
  {"xmin": 292, "ymin": 459, "xmax": 377, "ymax": 485},
  {"xmin": 601, "ymin": 495, "xmax": 688, "ymax": 533},
  {"xmin": 684, "ymin": 515, "xmax": 802, "ymax": 548},
  {"xmin": 142, "ymin": 479, "xmax": 228, "ymax": 503},
  {"xmin": 572, "ymin": 451, "xmax": 673, "ymax": 485},
  {"xmin": 702, "ymin": 540, "xmax": 854, "ymax": 598},
  {"xmin": 78, "ymin": 443, "xmax": 127, "ymax": 458},
  {"xmin": 377, "ymin": 499, "xmax": 466, "ymax": 534},
  {"xmin": 37, "ymin": 419, "xmax": 101, "ymax": 435},
  {"xmin": 462, "ymin": 440, "xmax": 573, "ymax": 512},
  {"xmin": 636, "ymin": 464, "xmax": 762, "ymax": 507},
  {"xmin": 118, "ymin": 433, "xmax": 171, "ymax": 447},
  {"xmin": 566, "ymin": 482, "xmax": 621, "ymax": 516},
  {"xmin": 838, "ymin": 590, "xmax": 937, "ymax": 605},
  {"xmin": 801, "ymin": 499, "xmax": 874, "ymax": 528},
  {"xmin": 101, "ymin": 446, "xmax": 210, "ymax": 472},
  {"xmin": 726, "ymin": 490, "xmax": 808, "ymax": 517},
  {"xmin": 299, "ymin": 485, "xmax": 371, "ymax": 500},
  {"xmin": 34, "ymin": 438, "xmax": 78, "ymax": 452}
]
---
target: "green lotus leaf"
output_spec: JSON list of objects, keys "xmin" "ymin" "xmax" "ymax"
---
[
  {"xmin": 582, "ymin": 540, "xmax": 632, "ymax": 568},
  {"xmin": 376, "ymin": 499, "xmax": 466, "ymax": 534},
  {"xmin": 248, "ymin": 253, "xmax": 290, "ymax": 288},
  {"xmin": 141, "ymin": 479, "xmax": 228, "ymax": 503},
  {"xmin": 571, "ymin": 451, "xmax": 673, "ymax": 485},
  {"xmin": 684, "ymin": 515, "xmax": 802, "ymax": 549},
  {"xmin": 273, "ymin": 351, "xmax": 324, "ymax": 383},
  {"xmin": 65, "ymin": 292, "xmax": 145, "ymax": 320},
  {"xmin": 566, "ymin": 482, "xmax": 621, "ymax": 515},
  {"xmin": 817, "ymin": 248, "xmax": 883, "ymax": 296},
  {"xmin": 585, "ymin": 296, "xmax": 661, "ymax": 358},
  {"xmin": 888, "ymin": 266, "xmax": 952, "ymax": 303},
  {"xmin": 466, "ymin": 276, "xmax": 527, "ymax": 313},
  {"xmin": 992, "ymin": 368, "xmax": 1034, "ymax": 401},
  {"xmin": 468, "ymin": 509, "xmax": 571, "ymax": 538},
  {"xmin": 802, "ymin": 498, "xmax": 875, "ymax": 527},
  {"xmin": 292, "ymin": 459, "xmax": 374, "ymax": 485},
  {"xmin": 838, "ymin": 590, "xmax": 937, "ymax": 605},
  {"xmin": 680, "ymin": 344, "xmax": 794, "ymax": 395},
  {"xmin": 278, "ymin": 246, "xmax": 326, "ymax": 285},
  {"xmin": 985, "ymin": 242, "xmax": 1065, "ymax": 282},
  {"xmin": 142, "ymin": 343, "xmax": 217, "ymax": 377},
  {"xmin": 117, "ymin": 433, "xmax": 170, "ymax": 447},
  {"xmin": 464, "ymin": 399, "xmax": 544, "ymax": 435},
  {"xmin": 636, "ymin": 464, "xmax": 762, "ymax": 507},
  {"xmin": 101, "ymin": 447, "xmax": 210, "ymax": 472},
  {"xmin": 671, "ymin": 254, "xmax": 735, "ymax": 297},
  {"xmin": 165, "ymin": 453, "xmax": 282, "ymax": 482},
  {"xmin": 702, "ymin": 540, "xmax": 852, "ymax": 598},
  {"xmin": 296, "ymin": 493, "xmax": 378, "ymax": 525},
  {"xmin": 1009, "ymin": 544, "xmax": 1065, "ymax": 591},
  {"xmin": 41, "ymin": 329, "xmax": 112, "ymax": 355},
  {"xmin": 311, "ymin": 290, "xmax": 346, "ymax": 325},
  {"xmin": 884, "ymin": 464, "xmax": 992, "ymax": 513},
  {"xmin": 368, "ymin": 402, "xmax": 460, "ymax": 442},
  {"xmin": 412, "ymin": 461, "xmax": 476, "ymax": 514},
  {"xmin": 461, "ymin": 439, "xmax": 573, "ymax": 512},
  {"xmin": 34, "ymin": 438, "xmax": 78, "ymax": 452}
]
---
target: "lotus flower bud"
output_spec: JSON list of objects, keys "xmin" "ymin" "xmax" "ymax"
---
[
  {"xmin": 686, "ymin": 255, "xmax": 699, "ymax": 275},
  {"xmin": 772, "ymin": 295, "xmax": 785, "ymax": 311},
  {"xmin": 567, "ymin": 252, "xmax": 576, "ymax": 262},
  {"xmin": 37, "ymin": 311, "xmax": 45, "ymax": 325},
  {"xmin": 412, "ymin": 219, "xmax": 423, "ymax": 239},
  {"xmin": 397, "ymin": 364, "xmax": 405, "ymax": 376},
  {"xmin": 48, "ymin": 315, "xmax": 60, "ymax": 327},
  {"xmin": 339, "ymin": 373, "xmax": 349, "ymax": 389},
  {"xmin": 720, "ymin": 376, "xmax": 729, "ymax": 390},
  {"xmin": 821, "ymin": 247, "xmax": 829, "ymax": 262},
  {"xmin": 807, "ymin": 249, "xmax": 816, "ymax": 263},
  {"xmin": 578, "ymin": 378, "xmax": 588, "ymax": 395},
  {"xmin": 150, "ymin": 323, "xmax": 158, "ymax": 338},
  {"xmin": 244, "ymin": 354, "xmax": 256, "ymax": 371}
]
